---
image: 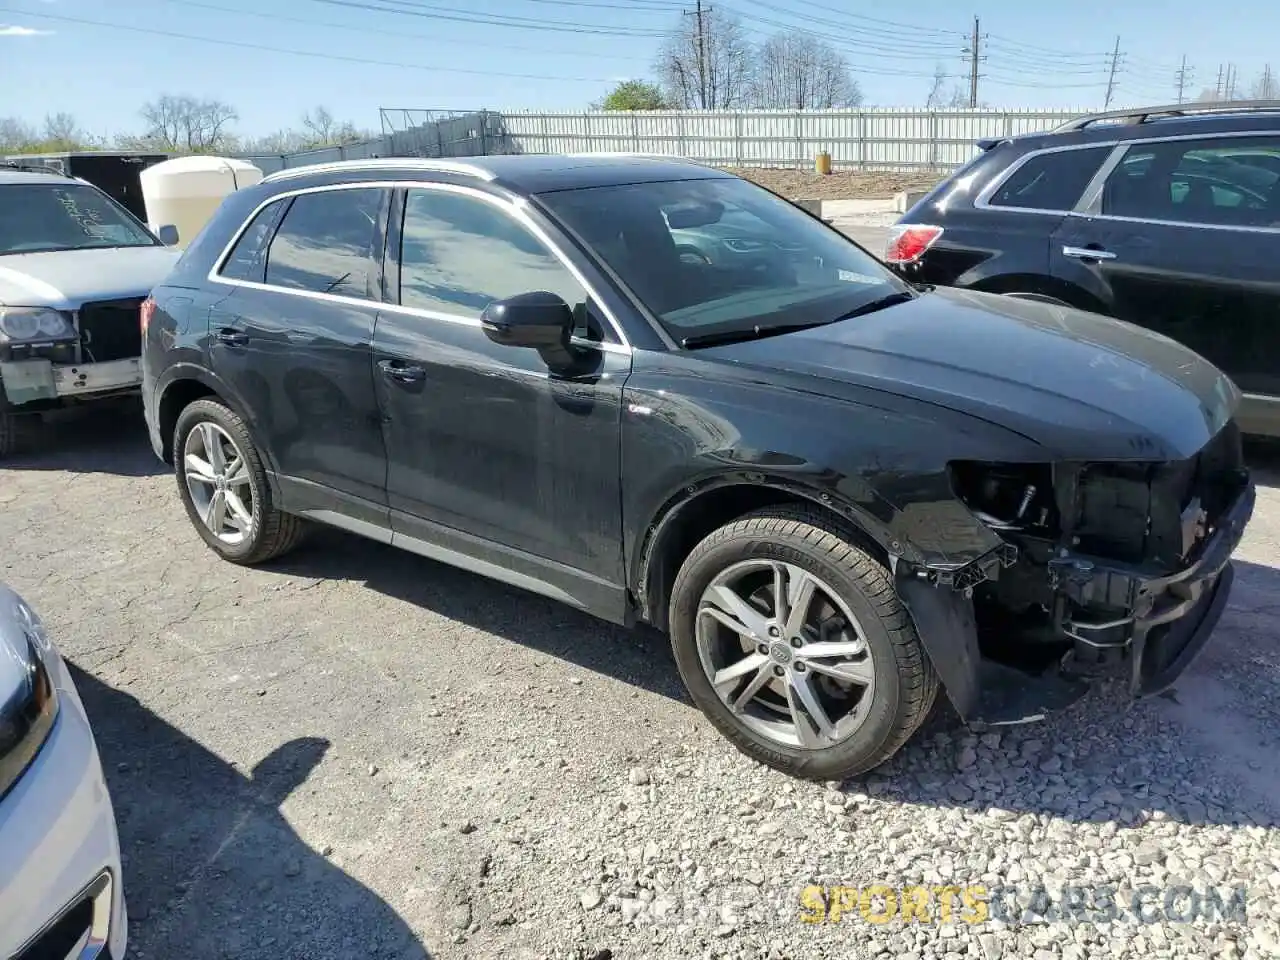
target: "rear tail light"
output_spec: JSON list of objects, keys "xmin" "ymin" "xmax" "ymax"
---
[
  {"xmin": 139, "ymin": 296, "xmax": 156, "ymax": 336},
  {"xmin": 885, "ymin": 224, "xmax": 944, "ymax": 265}
]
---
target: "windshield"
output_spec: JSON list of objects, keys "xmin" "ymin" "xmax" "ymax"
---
[
  {"xmin": 537, "ymin": 176, "xmax": 907, "ymax": 346},
  {"xmin": 0, "ymin": 182, "xmax": 158, "ymax": 255}
]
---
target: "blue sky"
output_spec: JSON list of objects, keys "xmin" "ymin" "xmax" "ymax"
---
[{"xmin": 1, "ymin": 0, "xmax": 1277, "ymax": 139}]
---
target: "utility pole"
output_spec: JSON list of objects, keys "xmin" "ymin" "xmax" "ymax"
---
[
  {"xmin": 1104, "ymin": 36, "xmax": 1122, "ymax": 108},
  {"xmin": 695, "ymin": 0, "xmax": 709, "ymax": 110},
  {"xmin": 1225, "ymin": 63, "xmax": 1237, "ymax": 100},
  {"xmin": 968, "ymin": 16, "xmax": 981, "ymax": 108},
  {"xmin": 1174, "ymin": 55, "xmax": 1192, "ymax": 104},
  {"xmin": 1263, "ymin": 63, "xmax": 1275, "ymax": 99}
]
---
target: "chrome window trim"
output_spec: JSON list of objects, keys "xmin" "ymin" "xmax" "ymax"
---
[
  {"xmin": 206, "ymin": 179, "xmax": 633, "ymax": 352},
  {"xmin": 261, "ymin": 158, "xmax": 495, "ymax": 184},
  {"xmin": 973, "ymin": 141, "xmax": 1118, "ymax": 215},
  {"xmin": 973, "ymin": 129, "xmax": 1280, "ymax": 218},
  {"xmin": 1084, "ymin": 132, "xmax": 1280, "ymax": 231}
]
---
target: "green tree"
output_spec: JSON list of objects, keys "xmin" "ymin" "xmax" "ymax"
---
[{"xmin": 598, "ymin": 80, "xmax": 670, "ymax": 111}]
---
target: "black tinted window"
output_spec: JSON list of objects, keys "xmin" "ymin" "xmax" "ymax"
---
[
  {"xmin": 1103, "ymin": 136, "xmax": 1280, "ymax": 227},
  {"xmin": 987, "ymin": 147, "xmax": 1111, "ymax": 211},
  {"xmin": 399, "ymin": 189, "xmax": 584, "ymax": 317},
  {"xmin": 265, "ymin": 188, "xmax": 383, "ymax": 299},
  {"xmin": 220, "ymin": 200, "xmax": 286, "ymax": 282}
]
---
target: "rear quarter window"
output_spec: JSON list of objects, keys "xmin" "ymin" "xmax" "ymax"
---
[{"xmin": 986, "ymin": 146, "xmax": 1112, "ymax": 212}]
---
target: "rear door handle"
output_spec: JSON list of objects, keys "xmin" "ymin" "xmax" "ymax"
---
[
  {"xmin": 214, "ymin": 328, "xmax": 249, "ymax": 346},
  {"xmin": 1062, "ymin": 245, "xmax": 1117, "ymax": 261},
  {"xmin": 377, "ymin": 359, "xmax": 426, "ymax": 384}
]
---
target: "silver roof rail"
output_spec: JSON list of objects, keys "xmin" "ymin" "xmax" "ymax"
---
[
  {"xmin": 261, "ymin": 157, "xmax": 495, "ymax": 183},
  {"xmin": 1053, "ymin": 99, "xmax": 1280, "ymax": 132}
]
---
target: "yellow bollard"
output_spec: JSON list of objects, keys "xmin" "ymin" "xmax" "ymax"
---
[{"xmin": 815, "ymin": 151, "xmax": 832, "ymax": 175}]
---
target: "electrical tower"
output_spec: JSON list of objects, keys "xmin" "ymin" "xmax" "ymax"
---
[
  {"xmin": 1215, "ymin": 64, "xmax": 1224, "ymax": 99},
  {"xmin": 1174, "ymin": 55, "xmax": 1193, "ymax": 104},
  {"xmin": 1103, "ymin": 36, "xmax": 1123, "ymax": 108}
]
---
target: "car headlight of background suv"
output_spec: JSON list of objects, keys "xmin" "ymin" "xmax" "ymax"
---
[
  {"xmin": 0, "ymin": 594, "xmax": 60, "ymax": 801},
  {"xmin": 0, "ymin": 306, "xmax": 77, "ymax": 343}
]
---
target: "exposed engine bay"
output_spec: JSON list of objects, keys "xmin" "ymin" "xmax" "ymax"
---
[{"xmin": 945, "ymin": 420, "xmax": 1252, "ymax": 694}]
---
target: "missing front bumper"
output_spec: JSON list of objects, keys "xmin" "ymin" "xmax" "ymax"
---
[
  {"xmin": 1, "ymin": 357, "xmax": 142, "ymax": 406},
  {"xmin": 897, "ymin": 480, "xmax": 1255, "ymax": 724}
]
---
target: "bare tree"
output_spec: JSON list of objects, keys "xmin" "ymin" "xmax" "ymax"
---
[
  {"xmin": 925, "ymin": 65, "xmax": 949, "ymax": 108},
  {"xmin": 0, "ymin": 117, "xmax": 38, "ymax": 152},
  {"xmin": 656, "ymin": 8, "xmax": 754, "ymax": 109},
  {"xmin": 42, "ymin": 112, "xmax": 92, "ymax": 151},
  {"xmin": 137, "ymin": 95, "xmax": 239, "ymax": 152},
  {"xmin": 301, "ymin": 106, "xmax": 362, "ymax": 147},
  {"xmin": 752, "ymin": 33, "xmax": 861, "ymax": 109}
]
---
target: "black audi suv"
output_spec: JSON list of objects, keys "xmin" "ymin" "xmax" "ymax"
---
[{"xmin": 140, "ymin": 154, "xmax": 1254, "ymax": 780}]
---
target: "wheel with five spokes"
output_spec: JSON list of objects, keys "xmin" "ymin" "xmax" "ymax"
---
[
  {"xmin": 669, "ymin": 505, "xmax": 939, "ymax": 781},
  {"xmin": 173, "ymin": 398, "xmax": 307, "ymax": 564}
]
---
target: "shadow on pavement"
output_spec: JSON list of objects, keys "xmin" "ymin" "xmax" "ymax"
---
[
  {"xmin": 2, "ymin": 397, "xmax": 166, "ymax": 477},
  {"xmin": 68, "ymin": 664, "xmax": 431, "ymax": 960},
  {"xmin": 269, "ymin": 525, "xmax": 689, "ymax": 704}
]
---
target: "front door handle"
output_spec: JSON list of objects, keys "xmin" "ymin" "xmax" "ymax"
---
[
  {"xmin": 377, "ymin": 359, "xmax": 426, "ymax": 384},
  {"xmin": 1062, "ymin": 244, "xmax": 1118, "ymax": 262},
  {"xmin": 213, "ymin": 328, "xmax": 249, "ymax": 346}
]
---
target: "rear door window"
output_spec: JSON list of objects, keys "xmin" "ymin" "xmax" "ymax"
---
[
  {"xmin": 1102, "ymin": 136, "xmax": 1280, "ymax": 227},
  {"xmin": 264, "ymin": 187, "xmax": 384, "ymax": 299},
  {"xmin": 987, "ymin": 146, "xmax": 1112, "ymax": 211}
]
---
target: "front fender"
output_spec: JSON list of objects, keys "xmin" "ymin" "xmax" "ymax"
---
[{"xmin": 621, "ymin": 351, "xmax": 1043, "ymax": 611}]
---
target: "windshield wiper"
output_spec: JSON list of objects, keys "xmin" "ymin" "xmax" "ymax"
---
[
  {"xmin": 830, "ymin": 290, "xmax": 917, "ymax": 322},
  {"xmin": 680, "ymin": 319, "xmax": 837, "ymax": 349}
]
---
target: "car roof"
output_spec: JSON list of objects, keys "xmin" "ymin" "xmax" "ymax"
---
[
  {"xmin": 985, "ymin": 102, "xmax": 1280, "ymax": 156},
  {"xmin": 0, "ymin": 169, "xmax": 76, "ymax": 185},
  {"xmin": 260, "ymin": 154, "xmax": 735, "ymax": 194}
]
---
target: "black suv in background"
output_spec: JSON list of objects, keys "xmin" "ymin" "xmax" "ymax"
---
[
  {"xmin": 142, "ymin": 155, "xmax": 1253, "ymax": 781},
  {"xmin": 886, "ymin": 101, "xmax": 1280, "ymax": 437}
]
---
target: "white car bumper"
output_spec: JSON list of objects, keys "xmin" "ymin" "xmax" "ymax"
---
[{"xmin": 0, "ymin": 654, "xmax": 127, "ymax": 959}]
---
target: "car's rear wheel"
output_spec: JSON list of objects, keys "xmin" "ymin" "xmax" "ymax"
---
[
  {"xmin": 669, "ymin": 505, "xmax": 938, "ymax": 780},
  {"xmin": 173, "ymin": 398, "xmax": 307, "ymax": 564}
]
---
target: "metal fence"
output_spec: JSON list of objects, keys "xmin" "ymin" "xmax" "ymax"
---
[{"xmin": 242, "ymin": 107, "xmax": 1085, "ymax": 174}]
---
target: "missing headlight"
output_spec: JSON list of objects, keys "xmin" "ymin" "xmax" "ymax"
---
[{"xmin": 949, "ymin": 461, "xmax": 1059, "ymax": 535}]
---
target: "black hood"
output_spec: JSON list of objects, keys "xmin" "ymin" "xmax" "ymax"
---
[{"xmin": 701, "ymin": 286, "xmax": 1239, "ymax": 462}]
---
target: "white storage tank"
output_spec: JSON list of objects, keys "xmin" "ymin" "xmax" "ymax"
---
[{"xmin": 140, "ymin": 156, "xmax": 264, "ymax": 248}]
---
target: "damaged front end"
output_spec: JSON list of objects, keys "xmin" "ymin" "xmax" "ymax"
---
[{"xmin": 896, "ymin": 420, "xmax": 1254, "ymax": 726}]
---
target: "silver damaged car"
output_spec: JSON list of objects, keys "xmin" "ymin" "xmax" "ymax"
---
[{"xmin": 0, "ymin": 167, "xmax": 181, "ymax": 456}]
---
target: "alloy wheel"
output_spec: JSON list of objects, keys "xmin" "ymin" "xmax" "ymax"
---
[
  {"xmin": 695, "ymin": 559, "xmax": 877, "ymax": 750},
  {"xmin": 183, "ymin": 421, "xmax": 255, "ymax": 545}
]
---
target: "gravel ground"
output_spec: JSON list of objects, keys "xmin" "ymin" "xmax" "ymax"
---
[
  {"xmin": 722, "ymin": 167, "xmax": 942, "ymax": 201},
  {"xmin": 2, "ymin": 399, "xmax": 1278, "ymax": 960}
]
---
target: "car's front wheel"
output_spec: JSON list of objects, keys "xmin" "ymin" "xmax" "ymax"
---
[
  {"xmin": 173, "ymin": 398, "xmax": 307, "ymax": 564},
  {"xmin": 669, "ymin": 505, "xmax": 938, "ymax": 780}
]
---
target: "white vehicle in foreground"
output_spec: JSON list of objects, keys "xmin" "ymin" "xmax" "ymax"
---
[{"xmin": 0, "ymin": 583, "xmax": 127, "ymax": 959}]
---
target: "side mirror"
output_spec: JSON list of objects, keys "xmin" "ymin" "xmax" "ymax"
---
[
  {"xmin": 481, "ymin": 291, "xmax": 573, "ymax": 350},
  {"xmin": 156, "ymin": 224, "xmax": 180, "ymax": 246}
]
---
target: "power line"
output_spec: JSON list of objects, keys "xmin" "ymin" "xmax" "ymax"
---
[
  {"xmin": 731, "ymin": 0, "xmax": 964, "ymax": 40},
  {"xmin": 163, "ymin": 0, "xmax": 661, "ymax": 61},
  {"xmin": 0, "ymin": 6, "xmax": 628, "ymax": 79}
]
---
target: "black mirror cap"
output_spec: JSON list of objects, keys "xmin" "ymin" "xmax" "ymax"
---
[{"xmin": 481, "ymin": 291, "xmax": 574, "ymax": 349}]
